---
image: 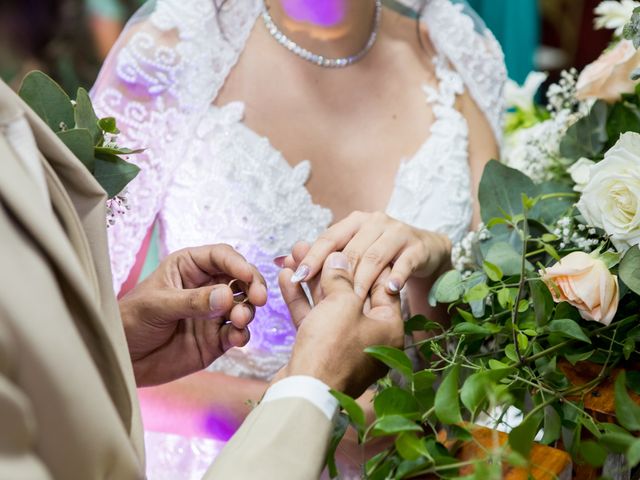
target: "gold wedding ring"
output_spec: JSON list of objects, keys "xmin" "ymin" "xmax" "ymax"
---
[{"xmin": 228, "ymin": 279, "xmax": 250, "ymax": 305}]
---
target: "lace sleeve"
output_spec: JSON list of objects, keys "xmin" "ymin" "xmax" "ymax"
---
[
  {"xmin": 91, "ymin": 0, "xmax": 260, "ymax": 292},
  {"xmin": 423, "ymin": 0, "xmax": 507, "ymax": 144}
]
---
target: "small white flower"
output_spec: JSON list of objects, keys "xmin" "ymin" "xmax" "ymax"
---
[
  {"xmin": 505, "ymin": 71, "xmax": 548, "ymax": 112},
  {"xmin": 568, "ymin": 157, "xmax": 597, "ymax": 192},
  {"xmin": 577, "ymin": 131, "xmax": 640, "ymax": 251},
  {"xmin": 594, "ymin": 0, "xmax": 640, "ymax": 36}
]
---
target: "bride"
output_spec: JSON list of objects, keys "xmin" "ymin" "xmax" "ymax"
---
[{"xmin": 91, "ymin": 0, "xmax": 505, "ymax": 477}]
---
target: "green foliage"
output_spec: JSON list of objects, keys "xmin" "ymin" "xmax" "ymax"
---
[
  {"xmin": 623, "ymin": 6, "xmax": 640, "ymax": 48},
  {"xmin": 559, "ymin": 100, "xmax": 608, "ymax": 160},
  {"xmin": 615, "ymin": 372, "xmax": 640, "ymax": 431},
  {"xmin": 18, "ymin": 71, "xmax": 141, "ymax": 198},
  {"xmin": 331, "ymin": 120, "xmax": 640, "ymax": 478},
  {"xmin": 620, "ymin": 246, "xmax": 640, "ymax": 296},
  {"xmin": 434, "ymin": 365, "xmax": 462, "ymax": 425}
]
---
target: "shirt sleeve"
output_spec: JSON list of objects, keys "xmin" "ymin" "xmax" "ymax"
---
[{"xmin": 262, "ymin": 375, "xmax": 339, "ymax": 421}]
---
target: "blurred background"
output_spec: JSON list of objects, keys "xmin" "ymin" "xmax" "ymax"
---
[{"xmin": 0, "ymin": 0, "xmax": 618, "ymax": 92}]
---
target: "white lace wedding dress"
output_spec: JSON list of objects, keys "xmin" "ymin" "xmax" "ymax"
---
[{"xmin": 91, "ymin": 0, "xmax": 506, "ymax": 478}]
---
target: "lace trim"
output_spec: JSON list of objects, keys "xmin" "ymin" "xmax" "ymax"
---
[
  {"xmin": 423, "ymin": 0, "xmax": 506, "ymax": 144},
  {"xmin": 386, "ymin": 55, "xmax": 472, "ymax": 244}
]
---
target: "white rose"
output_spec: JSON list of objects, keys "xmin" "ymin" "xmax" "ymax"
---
[
  {"xmin": 577, "ymin": 132, "xmax": 640, "ymax": 251},
  {"xmin": 568, "ymin": 157, "xmax": 596, "ymax": 192},
  {"xmin": 595, "ymin": 0, "xmax": 640, "ymax": 35}
]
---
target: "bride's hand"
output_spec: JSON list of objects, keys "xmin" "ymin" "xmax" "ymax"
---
[{"xmin": 287, "ymin": 211, "xmax": 451, "ymax": 298}]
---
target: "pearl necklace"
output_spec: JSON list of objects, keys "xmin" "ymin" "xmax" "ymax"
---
[{"xmin": 262, "ymin": 0, "xmax": 383, "ymax": 68}]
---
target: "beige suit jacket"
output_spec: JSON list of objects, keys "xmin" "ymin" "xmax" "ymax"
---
[{"xmin": 0, "ymin": 79, "xmax": 333, "ymax": 480}]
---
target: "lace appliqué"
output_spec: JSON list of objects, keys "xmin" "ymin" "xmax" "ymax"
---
[
  {"xmin": 92, "ymin": 0, "xmax": 262, "ymax": 291},
  {"xmin": 423, "ymin": 0, "xmax": 507, "ymax": 144},
  {"xmin": 387, "ymin": 55, "xmax": 472, "ymax": 244}
]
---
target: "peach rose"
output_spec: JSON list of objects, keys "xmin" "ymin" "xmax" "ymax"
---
[
  {"xmin": 540, "ymin": 252, "xmax": 619, "ymax": 326},
  {"xmin": 576, "ymin": 40, "xmax": 640, "ymax": 103}
]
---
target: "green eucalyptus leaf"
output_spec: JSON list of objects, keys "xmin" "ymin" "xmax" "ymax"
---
[
  {"xmin": 606, "ymin": 101, "xmax": 640, "ymax": 148},
  {"xmin": 623, "ymin": 6, "xmax": 640, "ymax": 48},
  {"xmin": 453, "ymin": 323, "xmax": 492, "ymax": 336},
  {"xmin": 600, "ymin": 431, "xmax": 635, "ymax": 453},
  {"xmin": 627, "ymin": 371, "xmax": 640, "ymax": 395},
  {"xmin": 615, "ymin": 372, "xmax": 640, "ymax": 431},
  {"xmin": 547, "ymin": 319, "xmax": 591, "ymax": 344},
  {"xmin": 529, "ymin": 279, "xmax": 554, "ymax": 327},
  {"xmin": 508, "ymin": 412, "xmax": 542, "ymax": 459},
  {"xmin": 56, "ymin": 129, "xmax": 95, "ymax": 172},
  {"xmin": 478, "ymin": 160, "xmax": 537, "ymax": 224},
  {"xmin": 74, "ymin": 87, "xmax": 101, "ymax": 144},
  {"xmin": 326, "ymin": 413, "xmax": 349, "ymax": 478},
  {"xmin": 463, "ymin": 282, "xmax": 490, "ymax": 303},
  {"xmin": 430, "ymin": 270, "xmax": 464, "ymax": 306},
  {"xmin": 365, "ymin": 346, "xmax": 413, "ymax": 379},
  {"xmin": 483, "ymin": 260, "xmax": 503, "ymax": 282},
  {"xmin": 579, "ymin": 440, "xmax": 608, "ymax": 467},
  {"xmin": 485, "ymin": 242, "xmax": 530, "ymax": 276},
  {"xmin": 93, "ymin": 153, "xmax": 140, "ymax": 198},
  {"xmin": 540, "ymin": 405, "xmax": 561, "ymax": 444},
  {"xmin": 98, "ymin": 116, "xmax": 120, "ymax": 134},
  {"xmin": 413, "ymin": 371, "xmax": 437, "ymax": 393},
  {"xmin": 18, "ymin": 71, "xmax": 74, "ymax": 133},
  {"xmin": 374, "ymin": 387, "xmax": 420, "ymax": 419},
  {"xmin": 620, "ymin": 246, "xmax": 640, "ymax": 296},
  {"xmin": 530, "ymin": 182, "xmax": 576, "ymax": 224},
  {"xmin": 435, "ymin": 365, "xmax": 462, "ymax": 425},
  {"xmin": 372, "ymin": 415, "xmax": 422, "ymax": 436},
  {"xmin": 331, "ymin": 390, "xmax": 365, "ymax": 431},
  {"xmin": 95, "ymin": 146, "xmax": 144, "ymax": 155},
  {"xmin": 395, "ymin": 432, "xmax": 432, "ymax": 461},
  {"xmin": 564, "ymin": 350, "xmax": 594, "ymax": 365},
  {"xmin": 460, "ymin": 368, "xmax": 513, "ymax": 415},
  {"xmin": 627, "ymin": 438, "xmax": 640, "ymax": 468},
  {"xmin": 559, "ymin": 100, "xmax": 608, "ymax": 160}
]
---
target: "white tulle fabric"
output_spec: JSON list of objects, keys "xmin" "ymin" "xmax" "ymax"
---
[{"xmin": 91, "ymin": 0, "xmax": 505, "ymax": 477}]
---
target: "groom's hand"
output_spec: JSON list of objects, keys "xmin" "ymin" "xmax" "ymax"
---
[
  {"xmin": 119, "ymin": 244, "xmax": 267, "ymax": 387},
  {"xmin": 278, "ymin": 252, "xmax": 404, "ymax": 397}
]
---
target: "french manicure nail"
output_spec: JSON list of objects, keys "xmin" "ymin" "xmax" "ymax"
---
[
  {"xmin": 387, "ymin": 279, "xmax": 401, "ymax": 293},
  {"xmin": 327, "ymin": 252, "xmax": 349, "ymax": 271},
  {"xmin": 290, "ymin": 264, "xmax": 310, "ymax": 283}
]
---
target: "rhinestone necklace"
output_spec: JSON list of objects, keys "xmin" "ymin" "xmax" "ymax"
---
[{"xmin": 262, "ymin": 0, "xmax": 383, "ymax": 68}]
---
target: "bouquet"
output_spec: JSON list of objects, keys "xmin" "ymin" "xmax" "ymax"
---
[{"xmin": 329, "ymin": 3, "xmax": 640, "ymax": 479}]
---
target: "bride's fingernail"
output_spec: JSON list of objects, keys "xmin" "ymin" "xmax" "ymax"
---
[
  {"xmin": 327, "ymin": 252, "xmax": 349, "ymax": 271},
  {"xmin": 273, "ymin": 255, "xmax": 287, "ymax": 268},
  {"xmin": 387, "ymin": 279, "xmax": 401, "ymax": 293},
  {"xmin": 290, "ymin": 264, "xmax": 310, "ymax": 283}
]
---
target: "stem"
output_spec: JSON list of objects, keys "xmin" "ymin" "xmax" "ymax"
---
[{"xmin": 512, "ymin": 213, "xmax": 530, "ymax": 363}]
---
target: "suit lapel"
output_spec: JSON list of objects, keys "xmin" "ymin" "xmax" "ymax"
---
[{"xmin": 0, "ymin": 81, "xmax": 135, "ymax": 433}]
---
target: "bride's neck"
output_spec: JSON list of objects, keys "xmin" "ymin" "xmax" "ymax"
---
[{"xmin": 265, "ymin": 0, "xmax": 378, "ymax": 56}]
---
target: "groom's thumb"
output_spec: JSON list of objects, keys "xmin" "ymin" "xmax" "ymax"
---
[
  {"xmin": 160, "ymin": 284, "xmax": 234, "ymax": 321},
  {"xmin": 320, "ymin": 252, "xmax": 355, "ymax": 297}
]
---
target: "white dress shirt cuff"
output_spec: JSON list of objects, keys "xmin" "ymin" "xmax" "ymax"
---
[{"xmin": 262, "ymin": 376, "xmax": 339, "ymax": 421}]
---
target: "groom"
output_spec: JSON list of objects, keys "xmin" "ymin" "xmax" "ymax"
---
[{"xmin": 0, "ymin": 78, "xmax": 403, "ymax": 479}]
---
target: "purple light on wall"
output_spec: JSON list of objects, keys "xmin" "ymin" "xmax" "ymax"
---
[{"xmin": 281, "ymin": 0, "xmax": 346, "ymax": 27}]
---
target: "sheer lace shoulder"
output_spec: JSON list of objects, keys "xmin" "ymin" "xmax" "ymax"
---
[
  {"xmin": 422, "ymin": 0, "xmax": 507, "ymax": 144},
  {"xmin": 91, "ymin": 0, "xmax": 261, "ymax": 291}
]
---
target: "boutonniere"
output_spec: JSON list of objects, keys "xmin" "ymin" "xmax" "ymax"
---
[{"xmin": 18, "ymin": 71, "xmax": 143, "ymax": 226}]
